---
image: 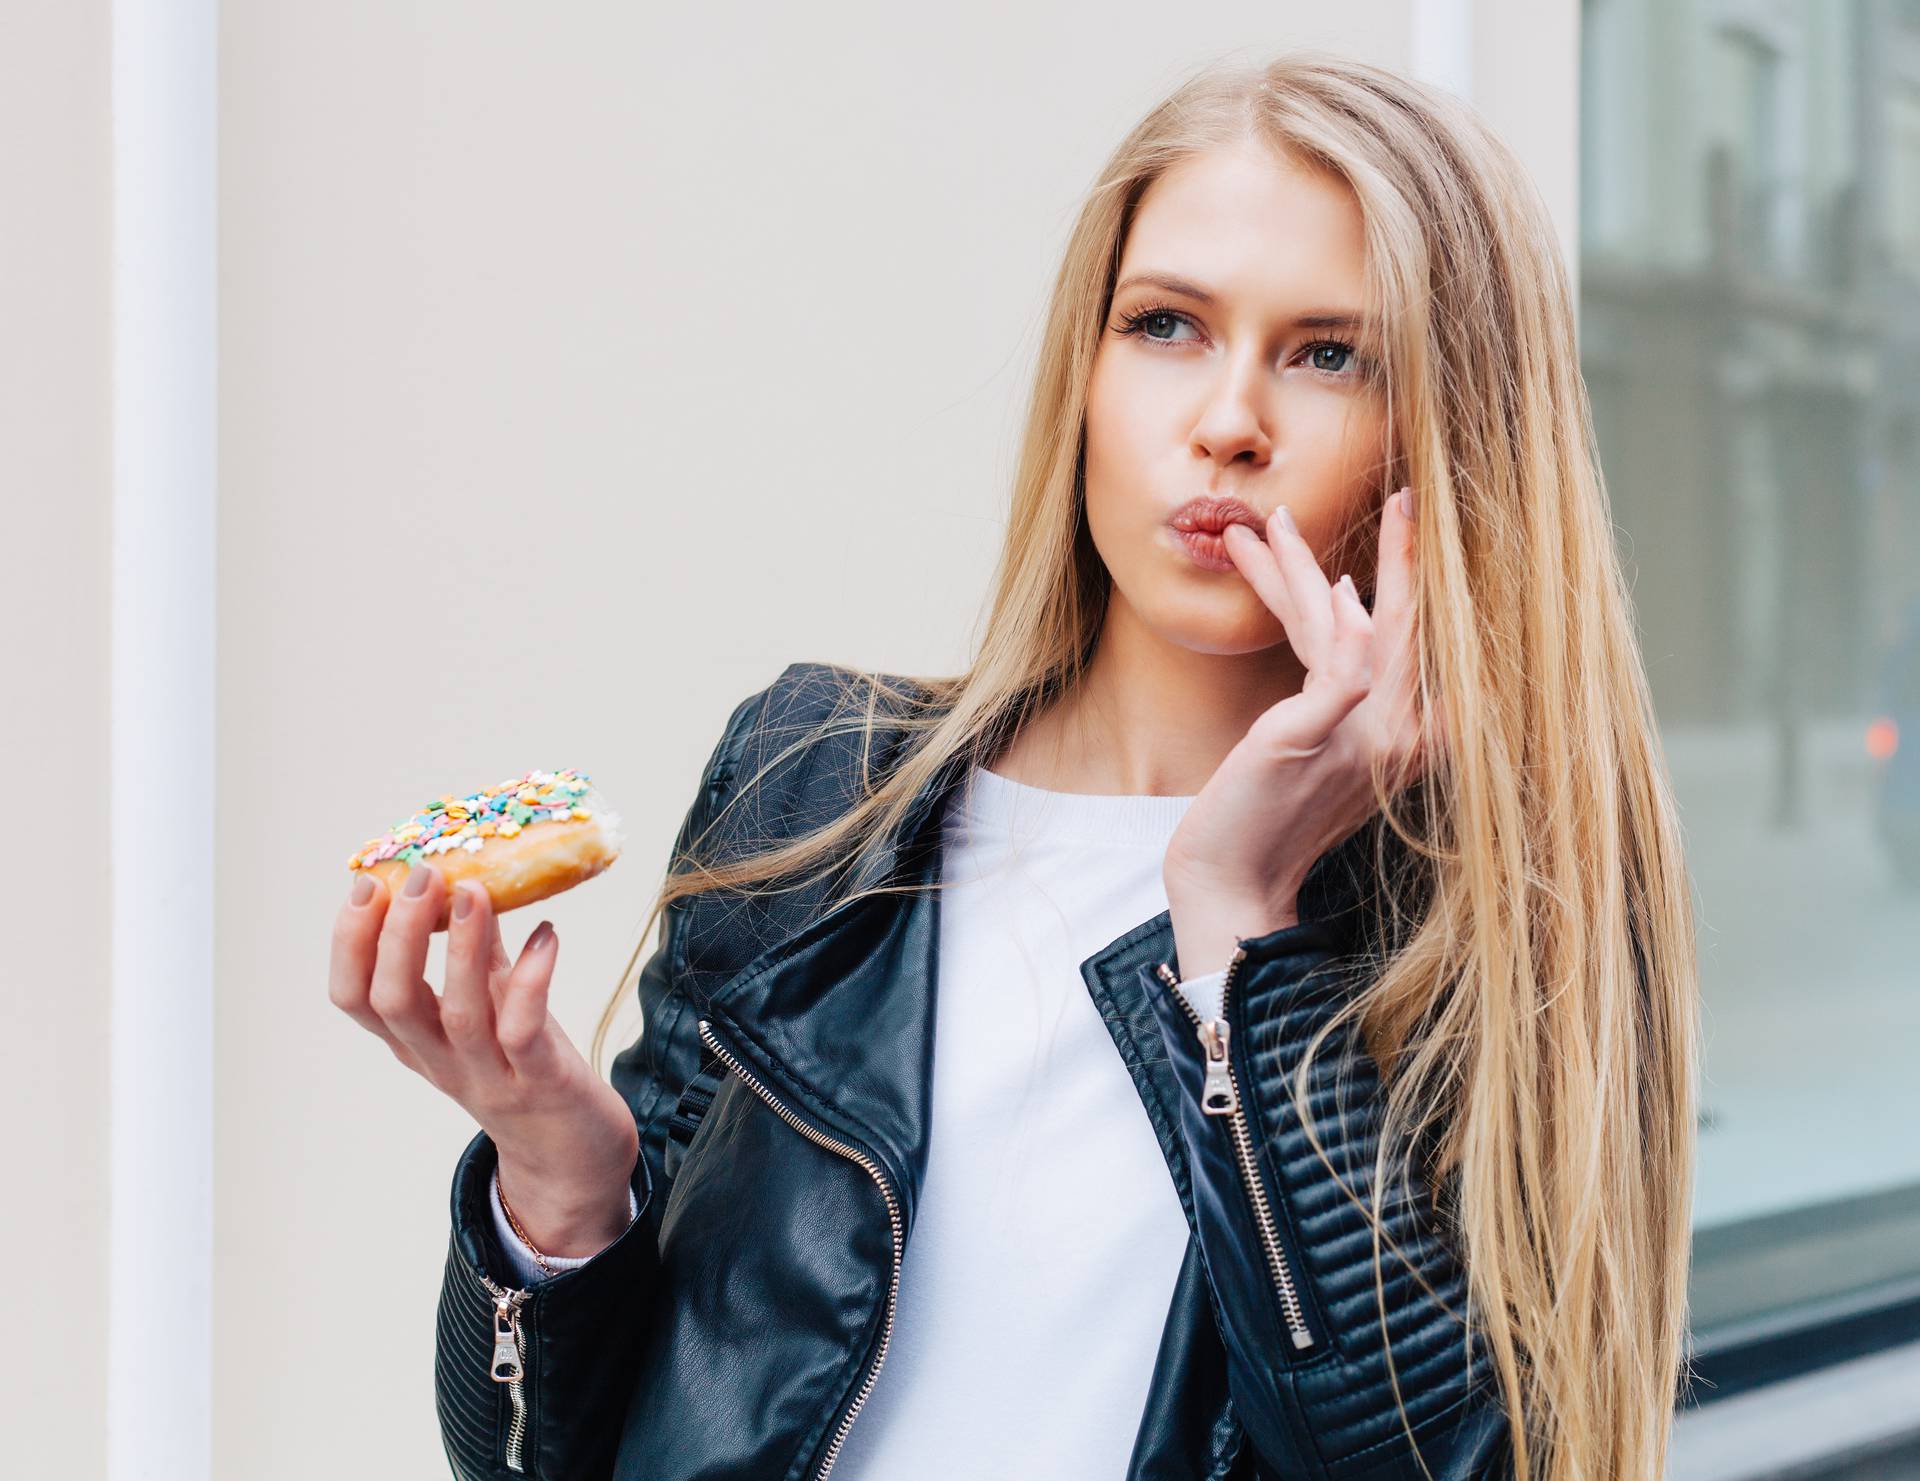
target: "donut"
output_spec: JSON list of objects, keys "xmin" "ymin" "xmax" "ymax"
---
[{"xmin": 347, "ymin": 768, "xmax": 624, "ymax": 930}]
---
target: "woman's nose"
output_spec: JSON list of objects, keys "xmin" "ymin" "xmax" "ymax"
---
[{"xmin": 1190, "ymin": 395, "xmax": 1272, "ymax": 467}]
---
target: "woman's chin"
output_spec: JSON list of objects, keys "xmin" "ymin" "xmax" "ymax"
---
[{"xmin": 1149, "ymin": 599, "xmax": 1289, "ymax": 657}]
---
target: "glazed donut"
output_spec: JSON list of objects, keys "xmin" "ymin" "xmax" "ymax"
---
[{"xmin": 347, "ymin": 768, "xmax": 624, "ymax": 930}]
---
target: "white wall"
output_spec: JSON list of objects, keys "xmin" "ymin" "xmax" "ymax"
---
[
  {"xmin": 3, "ymin": 3, "xmax": 1578, "ymax": 1474},
  {"xmin": 1, "ymin": 4, "xmax": 113, "ymax": 1477}
]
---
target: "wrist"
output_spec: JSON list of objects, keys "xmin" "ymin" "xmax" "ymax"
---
[
  {"xmin": 495, "ymin": 1152, "xmax": 637, "ymax": 1259},
  {"xmin": 1163, "ymin": 888, "xmax": 1300, "ymax": 981}
]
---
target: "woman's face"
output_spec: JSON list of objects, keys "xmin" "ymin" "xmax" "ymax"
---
[{"xmin": 1084, "ymin": 141, "xmax": 1391, "ymax": 657}]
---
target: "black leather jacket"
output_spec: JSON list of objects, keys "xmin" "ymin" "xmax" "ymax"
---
[{"xmin": 433, "ymin": 661, "xmax": 1515, "ymax": 1480}]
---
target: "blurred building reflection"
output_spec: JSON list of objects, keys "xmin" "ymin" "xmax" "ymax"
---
[{"xmin": 1578, "ymin": 0, "xmax": 1920, "ymax": 1430}]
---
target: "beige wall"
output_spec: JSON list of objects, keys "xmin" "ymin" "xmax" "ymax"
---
[
  {"xmin": 1, "ymin": 2, "xmax": 112, "ymax": 1477},
  {"xmin": 6, "ymin": 4, "xmax": 1576, "ymax": 1475}
]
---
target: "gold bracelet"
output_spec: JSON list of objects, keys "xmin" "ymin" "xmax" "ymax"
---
[{"xmin": 496, "ymin": 1176, "xmax": 558, "ymax": 1279}]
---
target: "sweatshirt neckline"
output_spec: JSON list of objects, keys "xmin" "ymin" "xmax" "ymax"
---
[{"xmin": 951, "ymin": 762, "xmax": 1196, "ymax": 847}]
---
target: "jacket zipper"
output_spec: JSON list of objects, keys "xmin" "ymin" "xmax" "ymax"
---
[
  {"xmin": 696, "ymin": 1017, "xmax": 903, "ymax": 1481},
  {"xmin": 473, "ymin": 1268, "xmax": 533, "ymax": 1472},
  {"xmin": 1156, "ymin": 944, "xmax": 1315, "ymax": 1351}
]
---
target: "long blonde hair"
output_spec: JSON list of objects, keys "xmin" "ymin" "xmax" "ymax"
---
[{"xmin": 591, "ymin": 51, "xmax": 1699, "ymax": 1480}]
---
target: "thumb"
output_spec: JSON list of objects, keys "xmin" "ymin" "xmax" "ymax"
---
[{"xmin": 496, "ymin": 920, "xmax": 561, "ymax": 1075}]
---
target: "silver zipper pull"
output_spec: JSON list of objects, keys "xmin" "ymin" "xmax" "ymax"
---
[
  {"xmin": 490, "ymin": 1294, "xmax": 524, "ymax": 1383},
  {"xmin": 1196, "ymin": 1019, "xmax": 1239, "ymax": 1116}
]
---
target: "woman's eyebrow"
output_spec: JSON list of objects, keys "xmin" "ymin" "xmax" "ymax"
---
[{"xmin": 1112, "ymin": 272, "xmax": 1368, "ymax": 332}]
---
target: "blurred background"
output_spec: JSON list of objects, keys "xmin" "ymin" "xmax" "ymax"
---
[
  {"xmin": 4, "ymin": 0, "xmax": 1915, "ymax": 1476},
  {"xmin": 1580, "ymin": 3, "xmax": 1920, "ymax": 1473}
]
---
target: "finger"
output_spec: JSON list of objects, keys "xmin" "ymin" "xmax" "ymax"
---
[
  {"xmin": 1369, "ymin": 487, "xmax": 1424, "ymax": 762},
  {"xmin": 1255, "ymin": 574, "xmax": 1374, "ymax": 754},
  {"xmin": 329, "ymin": 873, "xmax": 421, "ymax": 1068},
  {"xmin": 495, "ymin": 921, "xmax": 563, "ymax": 1077},
  {"xmin": 1371, "ymin": 487, "xmax": 1416, "ymax": 660},
  {"xmin": 1264, "ymin": 506, "xmax": 1335, "ymax": 667},
  {"xmin": 482, "ymin": 901, "xmax": 512, "ymax": 1015},
  {"xmin": 1222, "ymin": 522, "xmax": 1300, "ymax": 637},
  {"xmin": 329, "ymin": 872, "xmax": 387, "ymax": 1019},
  {"xmin": 442, "ymin": 881, "xmax": 510, "ymax": 1078},
  {"xmin": 1325, "ymin": 571, "xmax": 1376, "ymax": 695},
  {"xmin": 367, "ymin": 862, "xmax": 454, "ymax": 1072},
  {"xmin": 1335, "ymin": 570, "xmax": 1410, "ymax": 775}
]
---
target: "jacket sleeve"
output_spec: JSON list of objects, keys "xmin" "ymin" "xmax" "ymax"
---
[
  {"xmin": 487, "ymin": 1165, "xmax": 642, "ymax": 1288},
  {"xmin": 432, "ymin": 682, "xmax": 771, "ymax": 1481},
  {"xmin": 1143, "ymin": 916, "xmax": 1516, "ymax": 1480}
]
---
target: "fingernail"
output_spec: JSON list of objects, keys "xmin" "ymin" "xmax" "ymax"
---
[
  {"xmin": 1273, "ymin": 505, "xmax": 1297, "ymax": 535},
  {"xmin": 349, "ymin": 873, "xmax": 374, "ymax": 906},
  {"xmin": 453, "ymin": 884, "xmax": 475, "ymax": 921},
  {"xmin": 528, "ymin": 921, "xmax": 555, "ymax": 952},
  {"xmin": 404, "ymin": 863, "xmax": 433, "ymax": 897},
  {"xmin": 1398, "ymin": 486, "xmax": 1416, "ymax": 520},
  {"xmin": 1339, "ymin": 573, "xmax": 1358, "ymax": 599}
]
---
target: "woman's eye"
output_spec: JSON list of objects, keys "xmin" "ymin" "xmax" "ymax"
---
[
  {"xmin": 1116, "ymin": 306, "xmax": 1196, "ymax": 343},
  {"xmin": 1114, "ymin": 310, "xmax": 1367, "ymax": 381},
  {"xmin": 1304, "ymin": 341, "xmax": 1356, "ymax": 374}
]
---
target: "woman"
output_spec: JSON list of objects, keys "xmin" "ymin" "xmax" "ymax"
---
[{"xmin": 332, "ymin": 52, "xmax": 1699, "ymax": 1480}]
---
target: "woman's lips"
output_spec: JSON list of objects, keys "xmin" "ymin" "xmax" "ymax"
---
[
  {"xmin": 1167, "ymin": 495, "xmax": 1267, "ymax": 573},
  {"xmin": 1171, "ymin": 526, "xmax": 1245, "ymax": 572}
]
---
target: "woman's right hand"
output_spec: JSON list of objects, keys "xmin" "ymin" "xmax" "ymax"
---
[{"xmin": 329, "ymin": 860, "xmax": 642, "ymax": 1257}]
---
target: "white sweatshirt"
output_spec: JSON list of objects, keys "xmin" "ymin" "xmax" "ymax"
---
[{"xmin": 486, "ymin": 763, "xmax": 1233, "ymax": 1474}]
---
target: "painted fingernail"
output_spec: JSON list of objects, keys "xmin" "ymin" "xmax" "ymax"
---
[
  {"xmin": 453, "ymin": 884, "xmax": 475, "ymax": 921},
  {"xmin": 528, "ymin": 921, "xmax": 556, "ymax": 952},
  {"xmin": 349, "ymin": 873, "xmax": 374, "ymax": 906},
  {"xmin": 404, "ymin": 863, "xmax": 433, "ymax": 897},
  {"xmin": 1398, "ymin": 486, "xmax": 1416, "ymax": 520},
  {"xmin": 1273, "ymin": 505, "xmax": 1297, "ymax": 535}
]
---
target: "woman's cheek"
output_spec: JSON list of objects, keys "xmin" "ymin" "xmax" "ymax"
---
[{"xmin": 1084, "ymin": 444, "xmax": 1173, "ymax": 582}]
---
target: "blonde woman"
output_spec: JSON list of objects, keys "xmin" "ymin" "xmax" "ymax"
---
[{"xmin": 333, "ymin": 51, "xmax": 1699, "ymax": 1481}]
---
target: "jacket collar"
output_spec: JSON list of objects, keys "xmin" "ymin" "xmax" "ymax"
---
[
  {"xmin": 700, "ymin": 737, "xmax": 969, "ymax": 1220},
  {"xmin": 702, "ymin": 718, "xmax": 1404, "ymax": 1222}
]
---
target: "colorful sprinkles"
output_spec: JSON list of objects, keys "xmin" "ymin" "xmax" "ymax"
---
[{"xmin": 347, "ymin": 767, "xmax": 598, "ymax": 871}]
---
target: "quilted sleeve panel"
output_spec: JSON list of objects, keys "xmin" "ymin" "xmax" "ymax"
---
[{"xmin": 1231, "ymin": 927, "xmax": 1514, "ymax": 1480}]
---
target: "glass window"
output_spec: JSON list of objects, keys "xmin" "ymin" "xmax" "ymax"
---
[
  {"xmin": 1886, "ymin": 87, "xmax": 1920, "ymax": 276},
  {"xmin": 1580, "ymin": 0, "xmax": 1920, "ymax": 1375}
]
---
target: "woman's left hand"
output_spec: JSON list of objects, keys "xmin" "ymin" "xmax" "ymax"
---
[{"xmin": 1163, "ymin": 485, "xmax": 1433, "ymax": 978}]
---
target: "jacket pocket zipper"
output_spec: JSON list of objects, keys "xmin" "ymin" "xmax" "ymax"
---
[
  {"xmin": 473, "ymin": 1268, "xmax": 533, "ymax": 1473},
  {"xmin": 1156, "ymin": 945, "xmax": 1316, "ymax": 1351},
  {"xmin": 697, "ymin": 1017, "xmax": 902, "ymax": 1481}
]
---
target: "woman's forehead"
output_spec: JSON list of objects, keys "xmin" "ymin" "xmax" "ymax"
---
[{"xmin": 1119, "ymin": 146, "xmax": 1367, "ymax": 317}]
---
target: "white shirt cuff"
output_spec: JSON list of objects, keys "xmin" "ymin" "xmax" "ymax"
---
[{"xmin": 488, "ymin": 1163, "xmax": 640, "ymax": 1286}]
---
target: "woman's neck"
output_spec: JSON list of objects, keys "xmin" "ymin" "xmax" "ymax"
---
[{"xmin": 991, "ymin": 595, "xmax": 1304, "ymax": 796}]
